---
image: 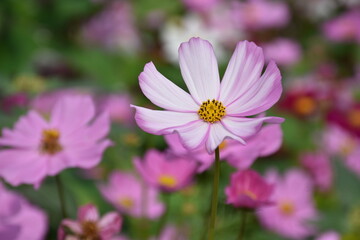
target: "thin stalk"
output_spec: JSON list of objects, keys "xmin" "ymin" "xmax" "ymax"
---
[
  {"xmin": 157, "ymin": 192, "xmax": 171, "ymax": 236},
  {"xmin": 207, "ymin": 147, "xmax": 220, "ymax": 240},
  {"xmin": 55, "ymin": 175, "xmax": 67, "ymax": 219},
  {"xmin": 237, "ymin": 210, "xmax": 248, "ymax": 240}
]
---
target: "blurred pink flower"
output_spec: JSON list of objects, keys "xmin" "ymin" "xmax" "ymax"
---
[
  {"xmin": 99, "ymin": 171, "xmax": 165, "ymax": 219},
  {"xmin": 0, "ymin": 96, "xmax": 112, "ymax": 186},
  {"xmin": 31, "ymin": 89, "xmax": 90, "ymax": 115},
  {"xmin": 0, "ymin": 183, "xmax": 47, "ymax": 240},
  {"xmin": 231, "ymin": 0, "xmax": 289, "ymax": 30},
  {"xmin": 322, "ymin": 125, "xmax": 360, "ymax": 177},
  {"xmin": 262, "ymin": 38, "xmax": 302, "ymax": 66},
  {"xmin": 58, "ymin": 204, "xmax": 121, "ymax": 240},
  {"xmin": 257, "ymin": 169, "xmax": 317, "ymax": 239},
  {"xmin": 327, "ymin": 102, "xmax": 360, "ymax": 138},
  {"xmin": 82, "ymin": 1, "xmax": 140, "ymax": 51},
  {"xmin": 132, "ymin": 37, "xmax": 283, "ymax": 154},
  {"xmin": 97, "ymin": 94, "xmax": 133, "ymax": 125},
  {"xmin": 165, "ymin": 124, "xmax": 282, "ymax": 172},
  {"xmin": 323, "ymin": 10, "xmax": 360, "ymax": 43},
  {"xmin": 315, "ymin": 231, "xmax": 340, "ymax": 240},
  {"xmin": 181, "ymin": 0, "xmax": 220, "ymax": 12},
  {"xmin": 300, "ymin": 152, "xmax": 333, "ymax": 192},
  {"xmin": 225, "ymin": 169, "xmax": 273, "ymax": 209},
  {"xmin": 134, "ymin": 149, "xmax": 197, "ymax": 192},
  {"xmin": 150, "ymin": 225, "xmax": 188, "ymax": 240}
]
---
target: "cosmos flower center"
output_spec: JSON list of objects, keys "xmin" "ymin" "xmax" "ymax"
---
[
  {"xmin": 119, "ymin": 197, "xmax": 134, "ymax": 209},
  {"xmin": 40, "ymin": 129, "xmax": 63, "ymax": 155},
  {"xmin": 348, "ymin": 109, "xmax": 360, "ymax": 128},
  {"xmin": 293, "ymin": 96, "xmax": 316, "ymax": 115},
  {"xmin": 198, "ymin": 99, "xmax": 226, "ymax": 123},
  {"xmin": 81, "ymin": 220, "xmax": 99, "ymax": 239},
  {"xmin": 279, "ymin": 201, "xmax": 295, "ymax": 216},
  {"xmin": 158, "ymin": 175, "xmax": 177, "ymax": 188},
  {"xmin": 241, "ymin": 190, "xmax": 257, "ymax": 200},
  {"xmin": 218, "ymin": 141, "xmax": 227, "ymax": 150}
]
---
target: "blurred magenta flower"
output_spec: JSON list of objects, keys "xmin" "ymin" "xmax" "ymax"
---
[
  {"xmin": 99, "ymin": 171, "xmax": 165, "ymax": 219},
  {"xmin": 327, "ymin": 102, "xmax": 360, "ymax": 138},
  {"xmin": 165, "ymin": 124, "xmax": 282, "ymax": 172},
  {"xmin": 132, "ymin": 37, "xmax": 283, "ymax": 153},
  {"xmin": 134, "ymin": 149, "xmax": 197, "ymax": 192},
  {"xmin": 181, "ymin": 0, "xmax": 220, "ymax": 12},
  {"xmin": 262, "ymin": 38, "xmax": 302, "ymax": 67},
  {"xmin": 0, "ymin": 96, "xmax": 112, "ymax": 186},
  {"xmin": 301, "ymin": 152, "xmax": 333, "ymax": 192},
  {"xmin": 1, "ymin": 93, "xmax": 28, "ymax": 113},
  {"xmin": 58, "ymin": 204, "xmax": 121, "ymax": 240},
  {"xmin": 82, "ymin": 1, "xmax": 140, "ymax": 51},
  {"xmin": 225, "ymin": 169, "xmax": 273, "ymax": 209},
  {"xmin": 315, "ymin": 231, "xmax": 340, "ymax": 240},
  {"xmin": 231, "ymin": 0, "xmax": 289, "ymax": 30},
  {"xmin": 0, "ymin": 183, "xmax": 47, "ymax": 240},
  {"xmin": 323, "ymin": 10, "xmax": 360, "ymax": 43},
  {"xmin": 257, "ymin": 169, "xmax": 317, "ymax": 239},
  {"xmin": 97, "ymin": 94, "xmax": 133, "ymax": 125}
]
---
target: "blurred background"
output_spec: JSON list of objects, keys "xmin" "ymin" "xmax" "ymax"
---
[{"xmin": 0, "ymin": 0, "xmax": 360, "ymax": 239}]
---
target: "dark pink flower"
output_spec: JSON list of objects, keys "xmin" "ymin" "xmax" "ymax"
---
[
  {"xmin": 58, "ymin": 204, "xmax": 121, "ymax": 240},
  {"xmin": 225, "ymin": 169, "xmax": 273, "ymax": 209},
  {"xmin": 134, "ymin": 149, "xmax": 197, "ymax": 192},
  {"xmin": 0, "ymin": 96, "xmax": 112, "ymax": 186}
]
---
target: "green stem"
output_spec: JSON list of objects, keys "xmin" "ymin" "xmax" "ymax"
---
[
  {"xmin": 157, "ymin": 192, "xmax": 171, "ymax": 236},
  {"xmin": 55, "ymin": 175, "xmax": 67, "ymax": 219},
  {"xmin": 237, "ymin": 211, "xmax": 248, "ymax": 240},
  {"xmin": 207, "ymin": 147, "xmax": 220, "ymax": 240}
]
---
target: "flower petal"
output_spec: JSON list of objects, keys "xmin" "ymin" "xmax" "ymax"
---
[
  {"xmin": 206, "ymin": 123, "xmax": 246, "ymax": 153},
  {"xmin": 139, "ymin": 62, "xmax": 198, "ymax": 112},
  {"xmin": 219, "ymin": 41, "xmax": 264, "ymax": 106},
  {"xmin": 221, "ymin": 116, "xmax": 284, "ymax": 140},
  {"xmin": 179, "ymin": 37, "xmax": 220, "ymax": 103},
  {"xmin": 174, "ymin": 120, "xmax": 210, "ymax": 151},
  {"xmin": 225, "ymin": 61, "xmax": 282, "ymax": 116},
  {"xmin": 78, "ymin": 204, "xmax": 99, "ymax": 222},
  {"xmin": 131, "ymin": 106, "xmax": 199, "ymax": 135},
  {"xmin": 50, "ymin": 96, "xmax": 95, "ymax": 135},
  {"xmin": 61, "ymin": 220, "xmax": 82, "ymax": 234},
  {"xmin": 98, "ymin": 212, "xmax": 122, "ymax": 239}
]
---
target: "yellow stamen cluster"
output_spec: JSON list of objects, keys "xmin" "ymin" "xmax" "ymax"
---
[
  {"xmin": 348, "ymin": 109, "xmax": 360, "ymax": 128},
  {"xmin": 158, "ymin": 175, "xmax": 177, "ymax": 188},
  {"xmin": 81, "ymin": 221, "xmax": 99, "ymax": 239},
  {"xmin": 119, "ymin": 197, "xmax": 134, "ymax": 209},
  {"xmin": 40, "ymin": 129, "xmax": 62, "ymax": 155},
  {"xmin": 198, "ymin": 99, "xmax": 226, "ymax": 123},
  {"xmin": 293, "ymin": 96, "xmax": 316, "ymax": 116},
  {"xmin": 279, "ymin": 201, "xmax": 295, "ymax": 216}
]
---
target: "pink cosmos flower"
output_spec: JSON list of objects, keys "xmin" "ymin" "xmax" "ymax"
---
[
  {"xmin": 82, "ymin": 1, "xmax": 140, "ymax": 51},
  {"xmin": 134, "ymin": 149, "xmax": 197, "ymax": 192},
  {"xmin": 0, "ymin": 96, "xmax": 112, "ymax": 186},
  {"xmin": 322, "ymin": 125, "xmax": 360, "ymax": 177},
  {"xmin": 132, "ymin": 37, "xmax": 283, "ymax": 154},
  {"xmin": 58, "ymin": 204, "xmax": 121, "ymax": 240},
  {"xmin": 181, "ymin": 0, "xmax": 220, "ymax": 12},
  {"xmin": 300, "ymin": 152, "xmax": 333, "ymax": 192},
  {"xmin": 99, "ymin": 171, "xmax": 165, "ymax": 219},
  {"xmin": 1, "ymin": 93, "xmax": 28, "ymax": 113},
  {"xmin": 315, "ymin": 231, "xmax": 340, "ymax": 240},
  {"xmin": 257, "ymin": 169, "xmax": 317, "ymax": 239},
  {"xmin": 165, "ymin": 124, "xmax": 282, "ymax": 172},
  {"xmin": 150, "ymin": 225, "xmax": 188, "ymax": 240},
  {"xmin": 97, "ymin": 94, "xmax": 133, "ymax": 125},
  {"xmin": 0, "ymin": 183, "xmax": 48, "ymax": 240},
  {"xmin": 225, "ymin": 169, "xmax": 273, "ymax": 209},
  {"xmin": 323, "ymin": 10, "xmax": 360, "ymax": 43},
  {"xmin": 262, "ymin": 38, "xmax": 302, "ymax": 67},
  {"xmin": 231, "ymin": 0, "xmax": 289, "ymax": 30}
]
